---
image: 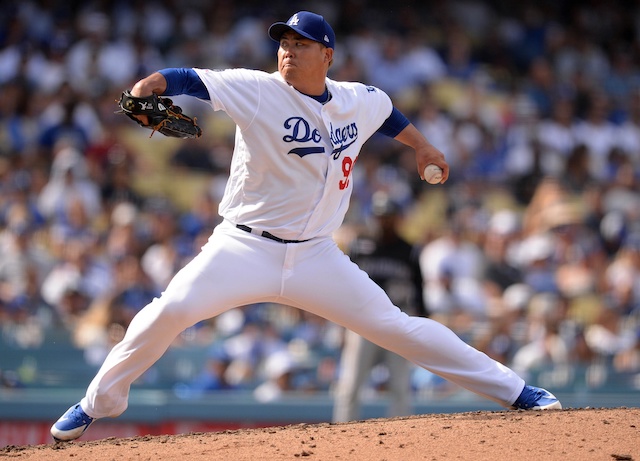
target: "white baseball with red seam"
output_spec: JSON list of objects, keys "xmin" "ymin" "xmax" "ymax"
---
[{"xmin": 423, "ymin": 164, "xmax": 443, "ymax": 184}]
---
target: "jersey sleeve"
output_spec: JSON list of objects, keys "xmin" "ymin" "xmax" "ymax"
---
[
  {"xmin": 159, "ymin": 68, "xmax": 209, "ymax": 99},
  {"xmin": 376, "ymin": 107, "xmax": 410, "ymax": 138},
  {"xmin": 192, "ymin": 68, "xmax": 263, "ymax": 130},
  {"xmin": 355, "ymin": 84, "xmax": 394, "ymax": 139}
]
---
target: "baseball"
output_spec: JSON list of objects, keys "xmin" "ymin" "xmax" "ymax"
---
[{"xmin": 423, "ymin": 164, "xmax": 443, "ymax": 184}]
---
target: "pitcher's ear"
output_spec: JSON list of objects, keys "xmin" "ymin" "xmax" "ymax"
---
[{"xmin": 325, "ymin": 47, "xmax": 334, "ymax": 63}]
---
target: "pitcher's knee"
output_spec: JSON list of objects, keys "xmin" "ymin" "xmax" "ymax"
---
[{"xmin": 136, "ymin": 296, "xmax": 198, "ymax": 332}]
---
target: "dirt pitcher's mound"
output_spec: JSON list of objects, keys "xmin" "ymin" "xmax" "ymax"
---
[{"xmin": 3, "ymin": 407, "xmax": 638, "ymax": 461}]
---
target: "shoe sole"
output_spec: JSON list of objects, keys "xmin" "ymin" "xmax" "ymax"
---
[
  {"xmin": 511, "ymin": 399, "xmax": 563, "ymax": 411},
  {"xmin": 51, "ymin": 426, "xmax": 91, "ymax": 443},
  {"xmin": 535, "ymin": 400, "xmax": 562, "ymax": 410}
]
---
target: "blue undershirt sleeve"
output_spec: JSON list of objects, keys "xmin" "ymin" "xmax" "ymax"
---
[
  {"xmin": 158, "ymin": 68, "xmax": 210, "ymax": 100},
  {"xmin": 376, "ymin": 107, "xmax": 411, "ymax": 138}
]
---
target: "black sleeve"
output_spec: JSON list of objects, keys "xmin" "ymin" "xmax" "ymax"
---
[{"xmin": 410, "ymin": 244, "xmax": 428, "ymax": 317}]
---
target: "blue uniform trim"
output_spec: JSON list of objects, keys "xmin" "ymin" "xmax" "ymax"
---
[
  {"xmin": 376, "ymin": 107, "xmax": 410, "ymax": 138},
  {"xmin": 158, "ymin": 68, "xmax": 210, "ymax": 100},
  {"xmin": 304, "ymin": 87, "xmax": 331, "ymax": 104}
]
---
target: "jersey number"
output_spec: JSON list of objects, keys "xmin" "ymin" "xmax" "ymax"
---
[{"xmin": 339, "ymin": 156, "xmax": 357, "ymax": 190}]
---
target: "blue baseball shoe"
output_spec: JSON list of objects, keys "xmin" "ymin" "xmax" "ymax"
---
[
  {"xmin": 512, "ymin": 385, "xmax": 562, "ymax": 410},
  {"xmin": 51, "ymin": 403, "xmax": 96, "ymax": 442}
]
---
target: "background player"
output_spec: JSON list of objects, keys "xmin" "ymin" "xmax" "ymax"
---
[
  {"xmin": 52, "ymin": 10, "xmax": 561, "ymax": 443},
  {"xmin": 333, "ymin": 191, "xmax": 427, "ymax": 422}
]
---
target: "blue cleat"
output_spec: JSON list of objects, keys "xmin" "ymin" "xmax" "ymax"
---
[
  {"xmin": 512, "ymin": 385, "xmax": 562, "ymax": 410},
  {"xmin": 51, "ymin": 403, "xmax": 96, "ymax": 442}
]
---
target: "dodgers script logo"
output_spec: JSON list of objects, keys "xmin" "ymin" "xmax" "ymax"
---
[
  {"xmin": 283, "ymin": 117, "xmax": 324, "ymax": 157},
  {"xmin": 283, "ymin": 117, "xmax": 359, "ymax": 159},
  {"xmin": 329, "ymin": 122, "xmax": 358, "ymax": 159}
]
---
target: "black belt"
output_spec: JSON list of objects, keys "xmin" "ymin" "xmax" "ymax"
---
[{"xmin": 236, "ymin": 224, "xmax": 310, "ymax": 244}]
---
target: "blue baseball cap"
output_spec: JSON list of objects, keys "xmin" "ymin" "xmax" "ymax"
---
[{"xmin": 268, "ymin": 11, "xmax": 335, "ymax": 49}]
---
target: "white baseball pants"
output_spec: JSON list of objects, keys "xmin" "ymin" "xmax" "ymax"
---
[{"xmin": 81, "ymin": 220, "xmax": 524, "ymax": 418}]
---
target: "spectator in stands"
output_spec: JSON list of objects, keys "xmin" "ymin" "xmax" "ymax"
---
[
  {"xmin": 362, "ymin": 33, "xmax": 445, "ymax": 99},
  {"xmin": 73, "ymin": 254, "xmax": 160, "ymax": 365},
  {"xmin": 563, "ymin": 144, "xmax": 595, "ymax": 193},
  {"xmin": 0, "ymin": 223, "xmax": 49, "ymax": 320},
  {"xmin": 603, "ymin": 232, "xmax": 640, "ymax": 316},
  {"xmin": 37, "ymin": 144, "xmax": 102, "ymax": 224},
  {"xmin": 510, "ymin": 292, "xmax": 570, "ymax": 381},
  {"xmin": 40, "ymin": 238, "xmax": 112, "ymax": 328},
  {"xmin": 616, "ymin": 90, "xmax": 640, "ymax": 168},
  {"xmin": 414, "ymin": 89, "xmax": 457, "ymax": 170},
  {"xmin": 104, "ymin": 202, "xmax": 143, "ymax": 261},
  {"xmin": 65, "ymin": 11, "xmax": 137, "ymax": 94},
  {"xmin": 420, "ymin": 207, "xmax": 487, "ymax": 334},
  {"xmin": 537, "ymin": 97, "xmax": 579, "ymax": 176},
  {"xmin": 603, "ymin": 47, "xmax": 640, "ymax": 122},
  {"xmin": 581, "ymin": 303, "xmax": 638, "ymax": 390},
  {"xmin": 138, "ymin": 199, "xmax": 184, "ymax": 292},
  {"xmin": 441, "ymin": 25, "xmax": 479, "ymax": 82},
  {"xmin": 174, "ymin": 345, "xmax": 236, "ymax": 398},
  {"xmin": 522, "ymin": 57, "xmax": 560, "ymax": 119},
  {"xmin": 572, "ymin": 91, "xmax": 620, "ymax": 181},
  {"xmin": 481, "ymin": 209, "xmax": 524, "ymax": 302}
]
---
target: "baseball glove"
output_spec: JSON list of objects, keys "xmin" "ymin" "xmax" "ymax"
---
[{"xmin": 117, "ymin": 90, "xmax": 202, "ymax": 139}]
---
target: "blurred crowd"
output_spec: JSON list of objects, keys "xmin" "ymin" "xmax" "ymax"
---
[{"xmin": 1, "ymin": 0, "xmax": 639, "ymax": 401}]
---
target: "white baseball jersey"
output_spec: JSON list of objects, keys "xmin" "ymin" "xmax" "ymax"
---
[
  {"xmin": 79, "ymin": 68, "xmax": 526, "ymax": 422},
  {"xmin": 194, "ymin": 68, "xmax": 393, "ymax": 240}
]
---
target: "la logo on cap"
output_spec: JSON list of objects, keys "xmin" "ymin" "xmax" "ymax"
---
[{"xmin": 289, "ymin": 14, "xmax": 299, "ymax": 25}]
